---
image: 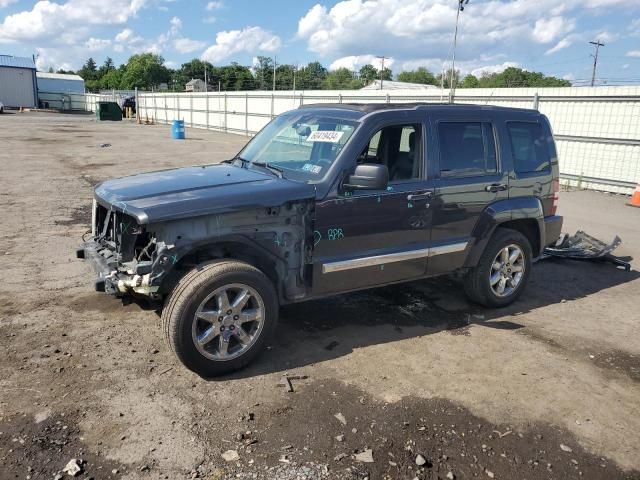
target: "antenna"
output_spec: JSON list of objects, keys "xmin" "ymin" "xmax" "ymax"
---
[{"xmin": 589, "ymin": 40, "xmax": 605, "ymax": 87}]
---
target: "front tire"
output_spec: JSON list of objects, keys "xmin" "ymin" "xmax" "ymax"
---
[
  {"xmin": 464, "ymin": 228, "xmax": 532, "ymax": 308},
  {"xmin": 161, "ymin": 260, "xmax": 278, "ymax": 377}
]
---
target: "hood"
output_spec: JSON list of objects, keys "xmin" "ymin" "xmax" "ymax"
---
[{"xmin": 94, "ymin": 163, "xmax": 315, "ymax": 224}]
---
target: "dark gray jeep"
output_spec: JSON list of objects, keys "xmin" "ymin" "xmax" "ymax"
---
[{"xmin": 78, "ymin": 103, "xmax": 563, "ymax": 376}]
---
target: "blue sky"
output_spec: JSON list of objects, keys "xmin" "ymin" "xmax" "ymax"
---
[{"xmin": 0, "ymin": 0, "xmax": 639, "ymax": 85}]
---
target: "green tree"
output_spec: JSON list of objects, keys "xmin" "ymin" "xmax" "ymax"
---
[
  {"xmin": 358, "ymin": 64, "xmax": 378, "ymax": 85},
  {"xmin": 120, "ymin": 53, "xmax": 171, "ymax": 90},
  {"xmin": 379, "ymin": 67, "xmax": 392, "ymax": 81},
  {"xmin": 436, "ymin": 69, "xmax": 461, "ymax": 89},
  {"xmin": 297, "ymin": 61, "xmax": 327, "ymax": 90},
  {"xmin": 397, "ymin": 67, "xmax": 438, "ymax": 85},
  {"xmin": 178, "ymin": 59, "xmax": 214, "ymax": 90},
  {"xmin": 218, "ymin": 63, "xmax": 255, "ymax": 91},
  {"xmin": 476, "ymin": 67, "xmax": 571, "ymax": 88},
  {"xmin": 78, "ymin": 57, "xmax": 98, "ymax": 85},
  {"xmin": 97, "ymin": 57, "xmax": 115, "ymax": 79},
  {"xmin": 460, "ymin": 74, "xmax": 480, "ymax": 88},
  {"xmin": 323, "ymin": 68, "xmax": 363, "ymax": 90},
  {"xmin": 100, "ymin": 68, "xmax": 123, "ymax": 90},
  {"xmin": 252, "ymin": 56, "xmax": 274, "ymax": 90}
]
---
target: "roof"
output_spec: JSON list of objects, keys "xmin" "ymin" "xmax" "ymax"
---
[
  {"xmin": 361, "ymin": 80, "xmax": 438, "ymax": 90},
  {"xmin": 298, "ymin": 103, "xmax": 538, "ymax": 116},
  {"xmin": 36, "ymin": 71, "xmax": 84, "ymax": 82},
  {"xmin": 186, "ymin": 78, "xmax": 205, "ymax": 85},
  {"xmin": 0, "ymin": 54, "xmax": 36, "ymax": 69}
]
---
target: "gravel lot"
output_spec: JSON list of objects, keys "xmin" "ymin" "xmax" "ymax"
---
[{"xmin": 1, "ymin": 112, "xmax": 639, "ymax": 480}]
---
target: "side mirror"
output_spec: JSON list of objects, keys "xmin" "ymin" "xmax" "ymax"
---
[{"xmin": 343, "ymin": 163, "xmax": 389, "ymax": 191}]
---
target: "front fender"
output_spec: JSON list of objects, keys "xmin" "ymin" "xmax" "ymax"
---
[{"xmin": 464, "ymin": 196, "xmax": 545, "ymax": 268}]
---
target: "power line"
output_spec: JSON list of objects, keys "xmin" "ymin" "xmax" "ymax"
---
[{"xmin": 589, "ymin": 40, "xmax": 605, "ymax": 87}]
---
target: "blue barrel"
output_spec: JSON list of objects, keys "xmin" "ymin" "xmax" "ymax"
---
[{"xmin": 171, "ymin": 120, "xmax": 185, "ymax": 140}]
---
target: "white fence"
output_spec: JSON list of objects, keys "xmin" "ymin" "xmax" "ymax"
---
[{"xmin": 91, "ymin": 86, "xmax": 640, "ymax": 194}]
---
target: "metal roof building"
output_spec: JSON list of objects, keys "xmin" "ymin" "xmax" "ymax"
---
[
  {"xmin": 36, "ymin": 72, "xmax": 85, "ymax": 93},
  {"xmin": 360, "ymin": 79, "xmax": 438, "ymax": 90},
  {"xmin": 0, "ymin": 55, "xmax": 37, "ymax": 108}
]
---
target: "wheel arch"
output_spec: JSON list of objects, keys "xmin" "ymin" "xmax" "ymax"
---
[
  {"xmin": 158, "ymin": 237, "xmax": 286, "ymax": 301},
  {"xmin": 464, "ymin": 196, "xmax": 545, "ymax": 268}
]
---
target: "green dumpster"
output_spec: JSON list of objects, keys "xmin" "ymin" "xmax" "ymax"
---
[{"xmin": 96, "ymin": 101, "xmax": 123, "ymax": 121}]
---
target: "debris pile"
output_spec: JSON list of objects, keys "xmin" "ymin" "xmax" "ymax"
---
[{"xmin": 542, "ymin": 230, "xmax": 631, "ymax": 271}]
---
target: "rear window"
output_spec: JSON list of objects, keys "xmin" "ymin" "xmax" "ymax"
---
[
  {"xmin": 438, "ymin": 122, "xmax": 497, "ymax": 177},
  {"xmin": 507, "ymin": 122, "xmax": 550, "ymax": 173}
]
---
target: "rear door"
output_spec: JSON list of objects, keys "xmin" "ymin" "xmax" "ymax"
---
[
  {"xmin": 427, "ymin": 113, "xmax": 509, "ymax": 276},
  {"xmin": 502, "ymin": 119, "xmax": 555, "ymax": 213}
]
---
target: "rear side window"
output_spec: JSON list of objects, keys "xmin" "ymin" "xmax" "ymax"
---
[
  {"xmin": 438, "ymin": 122, "xmax": 497, "ymax": 177},
  {"xmin": 507, "ymin": 122, "xmax": 550, "ymax": 173}
]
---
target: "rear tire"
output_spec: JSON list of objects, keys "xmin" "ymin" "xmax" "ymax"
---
[
  {"xmin": 161, "ymin": 260, "xmax": 278, "ymax": 377},
  {"xmin": 464, "ymin": 228, "xmax": 532, "ymax": 308}
]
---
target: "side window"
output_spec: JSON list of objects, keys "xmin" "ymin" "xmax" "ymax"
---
[
  {"xmin": 359, "ymin": 124, "xmax": 422, "ymax": 182},
  {"xmin": 438, "ymin": 121, "xmax": 498, "ymax": 177},
  {"xmin": 367, "ymin": 130, "xmax": 381, "ymax": 156},
  {"xmin": 507, "ymin": 122, "xmax": 550, "ymax": 173}
]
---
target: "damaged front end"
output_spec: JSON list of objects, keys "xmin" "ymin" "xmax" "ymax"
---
[{"xmin": 77, "ymin": 199, "xmax": 168, "ymax": 299}]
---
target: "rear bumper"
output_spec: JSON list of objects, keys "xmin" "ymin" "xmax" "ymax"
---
[
  {"xmin": 543, "ymin": 215, "xmax": 563, "ymax": 247},
  {"xmin": 76, "ymin": 241, "xmax": 119, "ymax": 294}
]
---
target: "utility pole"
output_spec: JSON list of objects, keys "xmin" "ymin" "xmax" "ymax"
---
[
  {"xmin": 376, "ymin": 55, "xmax": 388, "ymax": 90},
  {"xmin": 204, "ymin": 63, "xmax": 208, "ymax": 91},
  {"xmin": 272, "ymin": 56, "xmax": 277, "ymax": 91},
  {"xmin": 589, "ymin": 40, "xmax": 605, "ymax": 87},
  {"xmin": 449, "ymin": 0, "xmax": 469, "ymax": 101}
]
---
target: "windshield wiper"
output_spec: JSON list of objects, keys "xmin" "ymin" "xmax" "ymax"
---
[
  {"xmin": 252, "ymin": 161, "xmax": 284, "ymax": 178},
  {"xmin": 224, "ymin": 156, "xmax": 251, "ymax": 168}
]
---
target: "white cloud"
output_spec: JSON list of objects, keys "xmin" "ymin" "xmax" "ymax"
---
[
  {"xmin": 201, "ymin": 26, "xmax": 280, "ymax": 63},
  {"xmin": 169, "ymin": 16, "xmax": 181, "ymax": 35},
  {"xmin": 470, "ymin": 62, "xmax": 520, "ymax": 77},
  {"xmin": 35, "ymin": 46, "xmax": 77, "ymax": 71},
  {"xmin": 115, "ymin": 28, "xmax": 136, "ymax": 43},
  {"xmin": 0, "ymin": 0, "xmax": 17, "ymax": 8},
  {"xmin": 174, "ymin": 37, "xmax": 206, "ymax": 53},
  {"xmin": 114, "ymin": 16, "xmax": 206, "ymax": 56},
  {"xmin": 626, "ymin": 50, "xmax": 640, "ymax": 58},
  {"xmin": 329, "ymin": 55, "xmax": 395, "ymax": 71},
  {"xmin": 532, "ymin": 16, "xmax": 575, "ymax": 43},
  {"xmin": 545, "ymin": 37, "xmax": 573, "ymax": 55},
  {"xmin": 203, "ymin": 16, "xmax": 216, "ymax": 24},
  {"xmin": 206, "ymin": 1, "xmax": 223, "ymax": 10},
  {"xmin": 84, "ymin": 37, "xmax": 112, "ymax": 51},
  {"xmin": 296, "ymin": 0, "xmax": 633, "ymax": 68},
  {"xmin": 0, "ymin": 0, "xmax": 148, "ymax": 43}
]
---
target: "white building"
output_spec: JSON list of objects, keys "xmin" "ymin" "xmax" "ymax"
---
[
  {"xmin": 185, "ymin": 78, "xmax": 206, "ymax": 93},
  {"xmin": 0, "ymin": 55, "xmax": 37, "ymax": 108},
  {"xmin": 36, "ymin": 72, "xmax": 85, "ymax": 93}
]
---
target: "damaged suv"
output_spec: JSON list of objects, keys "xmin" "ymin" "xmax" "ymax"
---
[{"xmin": 78, "ymin": 103, "xmax": 562, "ymax": 376}]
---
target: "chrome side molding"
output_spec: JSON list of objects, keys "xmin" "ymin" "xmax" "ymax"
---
[{"xmin": 321, "ymin": 242, "xmax": 468, "ymax": 274}]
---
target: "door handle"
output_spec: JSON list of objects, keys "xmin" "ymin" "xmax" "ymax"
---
[
  {"xmin": 407, "ymin": 192, "xmax": 433, "ymax": 201},
  {"xmin": 485, "ymin": 183, "xmax": 508, "ymax": 193}
]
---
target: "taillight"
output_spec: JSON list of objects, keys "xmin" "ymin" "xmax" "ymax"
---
[{"xmin": 551, "ymin": 179, "xmax": 560, "ymax": 215}]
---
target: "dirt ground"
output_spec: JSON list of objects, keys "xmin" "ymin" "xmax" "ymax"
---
[{"xmin": 1, "ymin": 112, "xmax": 639, "ymax": 480}]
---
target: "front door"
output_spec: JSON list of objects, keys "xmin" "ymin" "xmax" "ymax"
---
[{"xmin": 312, "ymin": 120, "xmax": 434, "ymax": 295}]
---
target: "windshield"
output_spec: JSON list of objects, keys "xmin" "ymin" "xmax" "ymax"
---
[{"xmin": 237, "ymin": 112, "xmax": 358, "ymax": 181}]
